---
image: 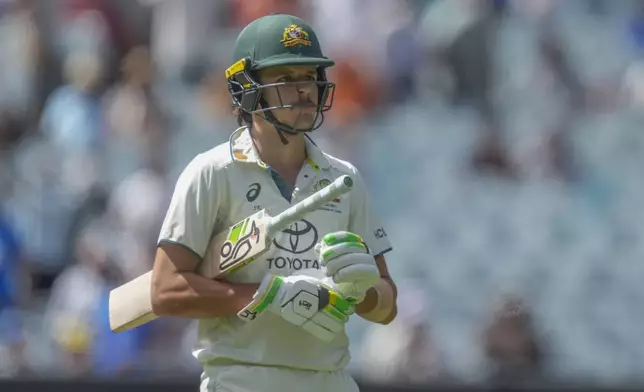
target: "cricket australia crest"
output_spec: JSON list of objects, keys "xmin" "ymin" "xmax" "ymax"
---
[{"xmin": 280, "ymin": 24, "xmax": 312, "ymax": 47}]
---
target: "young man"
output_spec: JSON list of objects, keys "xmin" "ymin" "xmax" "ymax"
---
[{"xmin": 150, "ymin": 14, "xmax": 397, "ymax": 392}]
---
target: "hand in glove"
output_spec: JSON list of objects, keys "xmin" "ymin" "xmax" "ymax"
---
[
  {"xmin": 237, "ymin": 273, "xmax": 354, "ymax": 342},
  {"xmin": 316, "ymin": 231, "xmax": 381, "ymax": 303}
]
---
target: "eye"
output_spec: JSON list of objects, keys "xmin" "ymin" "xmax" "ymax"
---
[{"xmin": 276, "ymin": 75, "xmax": 292, "ymax": 83}]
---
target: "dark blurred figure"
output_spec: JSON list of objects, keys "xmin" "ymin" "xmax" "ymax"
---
[
  {"xmin": 421, "ymin": 0, "xmax": 517, "ymax": 179},
  {"xmin": 535, "ymin": 119, "xmax": 579, "ymax": 183},
  {"xmin": 445, "ymin": 0, "xmax": 505, "ymax": 113},
  {"xmin": 102, "ymin": 45, "xmax": 165, "ymax": 142},
  {"xmin": 0, "ymin": 111, "xmax": 27, "ymax": 151},
  {"xmin": 360, "ymin": 286, "xmax": 449, "ymax": 385},
  {"xmin": 482, "ymin": 296, "xmax": 546, "ymax": 386},
  {"xmin": 63, "ymin": 185, "xmax": 110, "ymax": 269},
  {"xmin": 538, "ymin": 28, "xmax": 586, "ymax": 113},
  {"xmin": 384, "ymin": 0, "xmax": 422, "ymax": 104},
  {"xmin": 470, "ymin": 117, "xmax": 518, "ymax": 179},
  {"xmin": 389, "ymin": 322, "xmax": 449, "ymax": 385}
]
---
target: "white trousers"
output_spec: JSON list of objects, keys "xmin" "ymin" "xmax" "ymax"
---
[{"xmin": 200, "ymin": 364, "xmax": 360, "ymax": 392}]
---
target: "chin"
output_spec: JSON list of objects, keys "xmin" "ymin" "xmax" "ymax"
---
[
  {"xmin": 294, "ymin": 115, "xmax": 316, "ymax": 131},
  {"xmin": 293, "ymin": 124, "xmax": 315, "ymax": 132}
]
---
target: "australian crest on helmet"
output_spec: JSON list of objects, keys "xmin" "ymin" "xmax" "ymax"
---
[{"xmin": 281, "ymin": 24, "xmax": 312, "ymax": 47}]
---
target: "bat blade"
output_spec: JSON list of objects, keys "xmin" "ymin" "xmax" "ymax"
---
[
  {"xmin": 108, "ymin": 174, "xmax": 353, "ymax": 333},
  {"xmin": 109, "ymin": 271, "xmax": 157, "ymax": 333}
]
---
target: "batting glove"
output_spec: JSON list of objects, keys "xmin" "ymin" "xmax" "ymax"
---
[
  {"xmin": 316, "ymin": 231, "xmax": 381, "ymax": 303},
  {"xmin": 237, "ymin": 274, "xmax": 354, "ymax": 342}
]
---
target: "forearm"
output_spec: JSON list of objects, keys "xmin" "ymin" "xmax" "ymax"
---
[
  {"xmin": 152, "ymin": 272, "xmax": 259, "ymax": 319},
  {"xmin": 355, "ymin": 277, "xmax": 397, "ymax": 324}
]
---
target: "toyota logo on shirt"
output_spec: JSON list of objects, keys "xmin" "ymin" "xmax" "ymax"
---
[{"xmin": 272, "ymin": 219, "xmax": 318, "ymax": 254}]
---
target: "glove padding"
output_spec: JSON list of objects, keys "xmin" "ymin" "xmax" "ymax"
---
[
  {"xmin": 237, "ymin": 274, "xmax": 354, "ymax": 342},
  {"xmin": 316, "ymin": 231, "xmax": 381, "ymax": 303}
]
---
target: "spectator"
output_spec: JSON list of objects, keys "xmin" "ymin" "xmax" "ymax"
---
[
  {"xmin": 620, "ymin": 4, "xmax": 644, "ymax": 110},
  {"xmin": 60, "ymin": 0, "xmax": 132, "ymax": 84},
  {"xmin": 102, "ymin": 45, "xmax": 159, "ymax": 141},
  {"xmin": 359, "ymin": 286, "xmax": 449, "ymax": 385},
  {"xmin": 39, "ymin": 51, "xmax": 105, "ymax": 198},
  {"xmin": 43, "ymin": 221, "xmax": 119, "ymax": 377},
  {"xmin": 482, "ymin": 296, "xmax": 547, "ymax": 386},
  {"xmin": 89, "ymin": 271, "xmax": 153, "ymax": 377},
  {"xmin": 108, "ymin": 140, "xmax": 171, "ymax": 280},
  {"xmin": 40, "ymin": 51, "xmax": 105, "ymax": 156},
  {"xmin": 229, "ymin": 0, "xmax": 304, "ymax": 28},
  {"xmin": 0, "ymin": 0, "xmax": 41, "ymax": 120},
  {"xmin": 0, "ymin": 207, "xmax": 28, "ymax": 376},
  {"xmin": 0, "ymin": 111, "xmax": 27, "ymax": 151},
  {"xmin": 470, "ymin": 121, "xmax": 518, "ymax": 179}
]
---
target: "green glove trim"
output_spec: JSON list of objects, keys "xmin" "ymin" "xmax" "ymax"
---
[{"xmin": 253, "ymin": 275, "xmax": 283, "ymax": 313}]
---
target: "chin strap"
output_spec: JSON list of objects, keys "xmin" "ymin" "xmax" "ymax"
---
[
  {"xmin": 254, "ymin": 97, "xmax": 326, "ymax": 146},
  {"xmin": 263, "ymin": 111, "xmax": 292, "ymax": 145}
]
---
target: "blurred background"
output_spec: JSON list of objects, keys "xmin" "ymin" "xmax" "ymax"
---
[{"xmin": 1, "ymin": 0, "xmax": 644, "ymax": 389}]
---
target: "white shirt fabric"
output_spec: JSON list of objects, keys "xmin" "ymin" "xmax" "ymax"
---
[{"xmin": 158, "ymin": 126, "xmax": 392, "ymax": 372}]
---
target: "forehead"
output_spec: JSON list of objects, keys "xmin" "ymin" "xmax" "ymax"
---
[{"xmin": 259, "ymin": 65, "xmax": 317, "ymax": 79}]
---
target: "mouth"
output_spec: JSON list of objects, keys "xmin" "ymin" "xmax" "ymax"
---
[{"xmin": 294, "ymin": 103, "xmax": 316, "ymax": 114}]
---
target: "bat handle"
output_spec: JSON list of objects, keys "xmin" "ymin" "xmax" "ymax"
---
[{"xmin": 267, "ymin": 175, "xmax": 354, "ymax": 236}]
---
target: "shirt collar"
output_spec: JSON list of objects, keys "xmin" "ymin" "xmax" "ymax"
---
[{"xmin": 229, "ymin": 126, "xmax": 331, "ymax": 172}]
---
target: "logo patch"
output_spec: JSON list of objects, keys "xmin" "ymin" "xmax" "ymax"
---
[
  {"xmin": 233, "ymin": 151, "xmax": 248, "ymax": 161},
  {"xmin": 374, "ymin": 228, "xmax": 387, "ymax": 239},
  {"xmin": 273, "ymin": 219, "xmax": 318, "ymax": 254},
  {"xmin": 314, "ymin": 178, "xmax": 331, "ymax": 192},
  {"xmin": 280, "ymin": 24, "xmax": 312, "ymax": 48},
  {"xmin": 219, "ymin": 219, "xmax": 261, "ymax": 271},
  {"xmin": 314, "ymin": 178, "xmax": 341, "ymax": 204},
  {"xmin": 246, "ymin": 183, "xmax": 261, "ymax": 202}
]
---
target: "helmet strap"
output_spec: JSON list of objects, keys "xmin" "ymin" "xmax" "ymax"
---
[{"xmin": 257, "ymin": 96, "xmax": 298, "ymax": 145}]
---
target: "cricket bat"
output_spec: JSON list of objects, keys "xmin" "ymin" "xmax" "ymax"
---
[{"xmin": 109, "ymin": 174, "xmax": 354, "ymax": 333}]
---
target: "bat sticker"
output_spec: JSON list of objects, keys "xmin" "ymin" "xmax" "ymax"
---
[{"xmin": 219, "ymin": 219, "xmax": 261, "ymax": 270}]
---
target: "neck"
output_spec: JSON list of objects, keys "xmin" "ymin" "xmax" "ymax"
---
[{"xmin": 250, "ymin": 120, "xmax": 306, "ymax": 173}]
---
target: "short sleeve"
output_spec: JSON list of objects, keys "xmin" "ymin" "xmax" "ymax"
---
[
  {"xmin": 157, "ymin": 154, "xmax": 224, "ymax": 258},
  {"xmin": 348, "ymin": 167, "xmax": 392, "ymax": 257}
]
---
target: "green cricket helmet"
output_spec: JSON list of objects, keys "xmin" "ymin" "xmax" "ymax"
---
[{"xmin": 226, "ymin": 14, "xmax": 336, "ymax": 136}]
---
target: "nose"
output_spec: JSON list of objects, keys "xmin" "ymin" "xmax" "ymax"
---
[{"xmin": 297, "ymin": 82, "xmax": 316, "ymax": 103}]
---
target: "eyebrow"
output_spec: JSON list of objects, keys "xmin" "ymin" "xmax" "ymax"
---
[{"xmin": 270, "ymin": 68, "xmax": 317, "ymax": 79}]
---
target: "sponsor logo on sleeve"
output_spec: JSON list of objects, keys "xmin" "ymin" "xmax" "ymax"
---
[{"xmin": 374, "ymin": 228, "xmax": 387, "ymax": 239}]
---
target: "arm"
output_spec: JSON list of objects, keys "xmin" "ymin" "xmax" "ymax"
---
[
  {"xmin": 151, "ymin": 242, "xmax": 259, "ymax": 318},
  {"xmin": 344, "ymin": 167, "xmax": 397, "ymax": 324},
  {"xmin": 150, "ymin": 150, "xmax": 260, "ymax": 318},
  {"xmin": 354, "ymin": 255, "xmax": 398, "ymax": 325}
]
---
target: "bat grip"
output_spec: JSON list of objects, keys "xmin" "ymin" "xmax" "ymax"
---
[{"xmin": 266, "ymin": 175, "xmax": 353, "ymax": 236}]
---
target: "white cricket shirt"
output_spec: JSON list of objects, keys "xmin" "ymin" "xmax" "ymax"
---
[{"xmin": 158, "ymin": 126, "xmax": 392, "ymax": 372}]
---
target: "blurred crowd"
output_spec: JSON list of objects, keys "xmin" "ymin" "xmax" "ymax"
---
[{"xmin": 1, "ymin": 0, "xmax": 644, "ymax": 387}]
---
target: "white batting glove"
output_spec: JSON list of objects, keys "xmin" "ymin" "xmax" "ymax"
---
[
  {"xmin": 316, "ymin": 231, "xmax": 381, "ymax": 303},
  {"xmin": 237, "ymin": 274, "xmax": 354, "ymax": 342}
]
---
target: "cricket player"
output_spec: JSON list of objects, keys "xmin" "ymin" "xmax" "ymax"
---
[{"xmin": 150, "ymin": 13, "xmax": 397, "ymax": 392}]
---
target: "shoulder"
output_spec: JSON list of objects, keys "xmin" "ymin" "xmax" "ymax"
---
[
  {"xmin": 320, "ymin": 152, "xmax": 371, "ymax": 193},
  {"xmin": 179, "ymin": 141, "xmax": 234, "ymax": 182},
  {"xmin": 321, "ymin": 152, "xmax": 361, "ymax": 177}
]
